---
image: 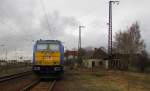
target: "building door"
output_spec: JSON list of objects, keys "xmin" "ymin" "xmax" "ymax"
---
[{"xmin": 92, "ymin": 61, "xmax": 95, "ymax": 67}]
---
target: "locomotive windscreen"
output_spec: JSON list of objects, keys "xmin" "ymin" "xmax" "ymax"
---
[
  {"xmin": 36, "ymin": 43, "xmax": 47, "ymax": 50},
  {"xmin": 49, "ymin": 43, "xmax": 59, "ymax": 52},
  {"xmin": 36, "ymin": 43, "xmax": 59, "ymax": 52}
]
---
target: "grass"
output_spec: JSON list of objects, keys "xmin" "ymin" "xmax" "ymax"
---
[{"xmin": 61, "ymin": 68, "xmax": 150, "ymax": 91}]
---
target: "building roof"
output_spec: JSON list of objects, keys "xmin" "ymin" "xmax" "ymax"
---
[
  {"xmin": 36, "ymin": 39, "xmax": 61, "ymax": 44},
  {"xmin": 65, "ymin": 50, "xmax": 79, "ymax": 57}
]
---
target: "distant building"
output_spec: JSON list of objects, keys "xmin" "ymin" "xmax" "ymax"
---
[
  {"xmin": 64, "ymin": 50, "xmax": 79, "ymax": 60},
  {"xmin": 23, "ymin": 60, "xmax": 31, "ymax": 64},
  {"xmin": 83, "ymin": 48, "xmax": 108, "ymax": 69},
  {"xmin": 83, "ymin": 59, "xmax": 104, "ymax": 68},
  {"xmin": 0, "ymin": 60, "xmax": 7, "ymax": 65},
  {"xmin": 8, "ymin": 60, "xmax": 17, "ymax": 64}
]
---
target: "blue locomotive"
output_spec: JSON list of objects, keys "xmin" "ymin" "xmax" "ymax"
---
[{"xmin": 32, "ymin": 39, "xmax": 64, "ymax": 78}]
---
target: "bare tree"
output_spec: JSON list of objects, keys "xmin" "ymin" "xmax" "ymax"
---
[
  {"xmin": 114, "ymin": 22, "xmax": 144, "ymax": 54},
  {"xmin": 113, "ymin": 22, "xmax": 146, "ymax": 70}
]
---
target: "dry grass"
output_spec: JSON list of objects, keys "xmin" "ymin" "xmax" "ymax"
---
[{"xmin": 61, "ymin": 68, "xmax": 150, "ymax": 91}]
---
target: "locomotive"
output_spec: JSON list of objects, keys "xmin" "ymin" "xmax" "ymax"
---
[{"xmin": 32, "ymin": 39, "xmax": 64, "ymax": 78}]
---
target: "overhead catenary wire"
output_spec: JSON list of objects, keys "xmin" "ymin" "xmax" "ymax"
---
[
  {"xmin": 0, "ymin": 8, "xmax": 17, "ymax": 33},
  {"xmin": 0, "ymin": 6, "xmax": 32, "ymax": 42},
  {"xmin": 0, "ymin": 19, "xmax": 18, "ymax": 34},
  {"xmin": 0, "ymin": 2, "xmax": 36, "ymax": 59},
  {"xmin": 39, "ymin": 0, "xmax": 51, "ymax": 32},
  {"xmin": 0, "ymin": 18, "xmax": 32, "ymax": 43}
]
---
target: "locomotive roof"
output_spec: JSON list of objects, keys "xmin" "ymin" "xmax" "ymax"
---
[{"xmin": 36, "ymin": 40, "xmax": 61, "ymax": 44}]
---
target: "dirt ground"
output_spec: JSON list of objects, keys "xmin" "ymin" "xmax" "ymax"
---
[{"xmin": 58, "ymin": 68, "xmax": 150, "ymax": 91}]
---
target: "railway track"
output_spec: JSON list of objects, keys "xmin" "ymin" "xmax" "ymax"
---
[
  {"xmin": 0, "ymin": 71, "xmax": 33, "ymax": 82},
  {"xmin": 20, "ymin": 80, "xmax": 56, "ymax": 91}
]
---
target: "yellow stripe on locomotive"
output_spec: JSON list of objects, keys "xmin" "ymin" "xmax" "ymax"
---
[{"xmin": 35, "ymin": 51, "xmax": 60, "ymax": 65}]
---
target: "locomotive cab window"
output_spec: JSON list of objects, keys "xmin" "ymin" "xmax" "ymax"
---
[
  {"xmin": 36, "ymin": 43, "xmax": 48, "ymax": 50},
  {"xmin": 49, "ymin": 43, "xmax": 59, "ymax": 52}
]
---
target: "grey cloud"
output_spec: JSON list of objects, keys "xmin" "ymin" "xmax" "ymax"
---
[
  {"xmin": 40, "ymin": 11, "xmax": 79, "ymax": 38},
  {"xmin": 0, "ymin": 0, "xmax": 80, "ymax": 59},
  {"xmin": 0, "ymin": 0, "xmax": 150, "ymax": 59}
]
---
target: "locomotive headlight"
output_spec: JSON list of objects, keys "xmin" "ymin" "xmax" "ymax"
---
[
  {"xmin": 54, "ymin": 67, "xmax": 61, "ymax": 71},
  {"xmin": 37, "ymin": 67, "xmax": 40, "ymax": 70},
  {"xmin": 34, "ymin": 67, "xmax": 40, "ymax": 70}
]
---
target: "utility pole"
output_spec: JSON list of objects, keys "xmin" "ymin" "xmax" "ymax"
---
[
  {"xmin": 78, "ymin": 25, "xmax": 85, "ymax": 51},
  {"xmin": 15, "ymin": 48, "xmax": 17, "ymax": 61},
  {"xmin": 108, "ymin": 1, "xmax": 119, "ymax": 67},
  {"xmin": 5, "ymin": 48, "xmax": 7, "ymax": 61},
  {"xmin": 78, "ymin": 25, "xmax": 85, "ymax": 64},
  {"xmin": 0, "ymin": 44, "xmax": 5, "ymax": 60},
  {"xmin": 0, "ymin": 44, "xmax": 7, "ymax": 61}
]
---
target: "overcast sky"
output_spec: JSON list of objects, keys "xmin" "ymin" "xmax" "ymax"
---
[{"xmin": 0, "ymin": 0, "xmax": 149, "ymax": 59}]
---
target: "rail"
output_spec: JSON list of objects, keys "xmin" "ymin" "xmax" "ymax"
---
[
  {"xmin": 48, "ymin": 80, "xmax": 56, "ymax": 91},
  {"xmin": 0, "ymin": 71, "xmax": 32, "ymax": 82},
  {"xmin": 20, "ymin": 80, "xmax": 56, "ymax": 91}
]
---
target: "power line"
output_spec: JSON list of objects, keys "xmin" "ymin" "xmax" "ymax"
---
[
  {"xmin": 0, "ymin": 18, "xmax": 18, "ymax": 34},
  {"xmin": 0, "ymin": 7, "xmax": 31, "ymax": 41},
  {"xmin": 39, "ymin": 0, "xmax": 51, "ymax": 32},
  {"xmin": 0, "ymin": 19, "xmax": 31, "ymax": 42},
  {"xmin": 0, "ymin": 6, "xmax": 26, "ymax": 35}
]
